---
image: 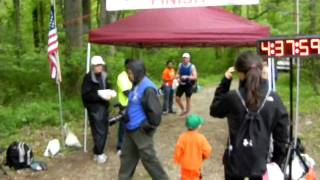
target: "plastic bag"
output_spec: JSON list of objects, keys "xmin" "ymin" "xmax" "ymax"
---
[
  {"xmin": 64, "ymin": 124, "xmax": 82, "ymax": 148},
  {"xmin": 263, "ymin": 162, "xmax": 284, "ymax": 180},
  {"xmin": 44, "ymin": 139, "xmax": 60, "ymax": 157}
]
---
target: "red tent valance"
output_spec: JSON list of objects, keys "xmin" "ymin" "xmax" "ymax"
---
[{"xmin": 89, "ymin": 7, "xmax": 269, "ymax": 47}]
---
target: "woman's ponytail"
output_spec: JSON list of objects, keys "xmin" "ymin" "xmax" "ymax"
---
[{"xmin": 235, "ymin": 51, "xmax": 263, "ymax": 108}]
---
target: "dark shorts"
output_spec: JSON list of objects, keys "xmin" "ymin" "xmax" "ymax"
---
[{"xmin": 176, "ymin": 85, "xmax": 193, "ymax": 98}]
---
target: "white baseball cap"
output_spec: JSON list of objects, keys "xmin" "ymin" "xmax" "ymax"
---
[
  {"xmin": 91, "ymin": 56, "xmax": 105, "ymax": 65},
  {"xmin": 182, "ymin": 52, "xmax": 191, "ymax": 58}
]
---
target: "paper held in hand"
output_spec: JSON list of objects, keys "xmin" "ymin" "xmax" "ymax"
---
[{"xmin": 98, "ymin": 89, "xmax": 117, "ymax": 100}]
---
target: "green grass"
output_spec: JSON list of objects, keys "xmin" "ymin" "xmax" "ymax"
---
[
  {"xmin": 276, "ymin": 72, "xmax": 320, "ymax": 115},
  {"xmin": 0, "ymin": 97, "xmax": 83, "ymax": 146},
  {"xmin": 198, "ymin": 74, "xmax": 223, "ymax": 86}
]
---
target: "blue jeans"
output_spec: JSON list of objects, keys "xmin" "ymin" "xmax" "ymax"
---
[{"xmin": 162, "ymin": 85, "xmax": 174, "ymax": 112}]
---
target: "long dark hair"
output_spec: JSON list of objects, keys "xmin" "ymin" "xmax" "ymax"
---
[{"xmin": 235, "ymin": 51, "xmax": 263, "ymax": 108}]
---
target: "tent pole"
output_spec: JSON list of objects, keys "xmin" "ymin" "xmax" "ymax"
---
[
  {"xmin": 289, "ymin": 0, "xmax": 300, "ymax": 179},
  {"xmin": 84, "ymin": 43, "xmax": 91, "ymax": 153},
  {"xmin": 267, "ymin": 58, "xmax": 272, "ymax": 92},
  {"xmin": 294, "ymin": 0, "xmax": 300, "ymax": 148},
  {"xmin": 271, "ymin": 57, "xmax": 276, "ymax": 91}
]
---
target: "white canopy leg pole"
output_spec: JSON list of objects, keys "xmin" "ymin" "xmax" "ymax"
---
[
  {"xmin": 268, "ymin": 58, "xmax": 272, "ymax": 92},
  {"xmin": 271, "ymin": 57, "xmax": 276, "ymax": 91},
  {"xmin": 84, "ymin": 43, "xmax": 91, "ymax": 153}
]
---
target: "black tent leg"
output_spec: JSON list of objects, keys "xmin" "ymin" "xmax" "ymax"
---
[{"xmin": 289, "ymin": 57, "xmax": 294, "ymax": 180}]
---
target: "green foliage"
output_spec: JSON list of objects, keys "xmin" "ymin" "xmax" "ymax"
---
[
  {"xmin": 276, "ymin": 71, "xmax": 320, "ymax": 114},
  {"xmin": 0, "ymin": 97, "xmax": 83, "ymax": 139}
]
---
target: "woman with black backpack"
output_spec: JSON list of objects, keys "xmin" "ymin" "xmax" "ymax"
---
[{"xmin": 210, "ymin": 51, "xmax": 289, "ymax": 180}]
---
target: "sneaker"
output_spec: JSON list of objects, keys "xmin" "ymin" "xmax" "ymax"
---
[
  {"xmin": 169, "ymin": 110, "xmax": 176, "ymax": 114},
  {"xmin": 162, "ymin": 111, "xmax": 168, "ymax": 115},
  {"xmin": 117, "ymin": 150, "xmax": 122, "ymax": 156},
  {"xmin": 93, "ymin": 154, "xmax": 107, "ymax": 164}
]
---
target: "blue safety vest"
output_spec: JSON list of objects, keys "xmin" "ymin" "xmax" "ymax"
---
[{"xmin": 126, "ymin": 77, "xmax": 157, "ymax": 130}]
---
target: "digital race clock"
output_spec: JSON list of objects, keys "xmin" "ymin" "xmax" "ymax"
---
[{"xmin": 257, "ymin": 36, "xmax": 320, "ymax": 58}]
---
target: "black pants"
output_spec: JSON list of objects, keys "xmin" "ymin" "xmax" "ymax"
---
[
  {"xmin": 88, "ymin": 105, "xmax": 109, "ymax": 155},
  {"xmin": 118, "ymin": 129, "xmax": 169, "ymax": 180},
  {"xmin": 117, "ymin": 121, "xmax": 125, "ymax": 150}
]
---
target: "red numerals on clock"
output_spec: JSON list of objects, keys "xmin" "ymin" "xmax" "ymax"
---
[
  {"xmin": 274, "ymin": 40, "xmax": 284, "ymax": 57},
  {"xmin": 259, "ymin": 37, "xmax": 320, "ymax": 57},
  {"xmin": 260, "ymin": 41, "xmax": 271, "ymax": 56},
  {"xmin": 311, "ymin": 39, "xmax": 320, "ymax": 54}
]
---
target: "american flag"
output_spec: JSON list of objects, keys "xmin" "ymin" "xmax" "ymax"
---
[{"xmin": 48, "ymin": 4, "xmax": 61, "ymax": 82}]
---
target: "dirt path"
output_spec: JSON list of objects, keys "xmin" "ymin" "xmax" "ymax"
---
[{"xmin": 1, "ymin": 86, "xmax": 318, "ymax": 180}]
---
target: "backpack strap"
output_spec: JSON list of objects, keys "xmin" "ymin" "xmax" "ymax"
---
[
  {"xmin": 18, "ymin": 142, "xmax": 25, "ymax": 163},
  {"xmin": 235, "ymin": 90, "xmax": 249, "ymax": 112},
  {"xmin": 27, "ymin": 148, "xmax": 32, "ymax": 165},
  {"xmin": 257, "ymin": 90, "xmax": 271, "ymax": 113},
  {"xmin": 236, "ymin": 89, "xmax": 271, "ymax": 113}
]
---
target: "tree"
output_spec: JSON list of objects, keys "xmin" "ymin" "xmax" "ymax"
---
[
  {"xmin": 100, "ymin": 0, "xmax": 119, "ymax": 55},
  {"xmin": 82, "ymin": 0, "xmax": 91, "ymax": 34},
  {"xmin": 100, "ymin": 0, "xmax": 119, "ymax": 26},
  {"xmin": 64, "ymin": 0, "xmax": 83, "ymax": 52},
  {"xmin": 32, "ymin": 0, "xmax": 45, "ymax": 50},
  {"xmin": 13, "ymin": 0, "xmax": 22, "ymax": 58}
]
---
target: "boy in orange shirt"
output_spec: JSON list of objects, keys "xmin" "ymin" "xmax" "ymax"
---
[{"xmin": 174, "ymin": 114, "xmax": 212, "ymax": 180}]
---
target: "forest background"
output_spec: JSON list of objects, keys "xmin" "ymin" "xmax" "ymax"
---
[{"xmin": 0, "ymin": 0, "xmax": 319, "ymax": 156}]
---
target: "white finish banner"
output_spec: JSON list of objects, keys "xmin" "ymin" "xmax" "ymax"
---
[{"xmin": 106, "ymin": 0, "xmax": 259, "ymax": 11}]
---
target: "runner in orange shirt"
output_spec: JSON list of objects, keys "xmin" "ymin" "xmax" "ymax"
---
[
  {"xmin": 162, "ymin": 60, "xmax": 176, "ymax": 114},
  {"xmin": 174, "ymin": 114, "xmax": 212, "ymax": 180}
]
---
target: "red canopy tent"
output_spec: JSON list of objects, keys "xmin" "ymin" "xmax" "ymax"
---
[
  {"xmin": 89, "ymin": 7, "xmax": 270, "ymax": 47},
  {"xmin": 84, "ymin": 7, "xmax": 270, "ymax": 152}
]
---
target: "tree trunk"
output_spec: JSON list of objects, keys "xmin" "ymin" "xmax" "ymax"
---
[
  {"xmin": 39, "ymin": 0, "xmax": 45, "ymax": 50},
  {"xmin": 100, "ymin": 0, "xmax": 119, "ymax": 55},
  {"xmin": 32, "ymin": 5, "xmax": 40, "ymax": 49},
  {"xmin": 13, "ymin": 0, "xmax": 21, "ymax": 58},
  {"xmin": 82, "ymin": 0, "xmax": 91, "ymax": 34},
  {"xmin": 64, "ymin": 0, "xmax": 83, "ymax": 53},
  {"xmin": 99, "ymin": 0, "xmax": 107, "ymax": 26},
  {"xmin": 100, "ymin": 0, "xmax": 119, "ymax": 26}
]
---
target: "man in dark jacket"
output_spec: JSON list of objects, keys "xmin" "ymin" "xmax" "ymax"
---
[
  {"xmin": 81, "ymin": 56, "xmax": 111, "ymax": 164},
  {"xmin": 118, "ymin": 60, "xmax": 169, "ymax": 180}
]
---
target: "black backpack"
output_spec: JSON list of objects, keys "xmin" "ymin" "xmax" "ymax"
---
[
  {"xmin": 226, "ymin": 90, "xmax": 271, "ymax": 177},
  {"xmin": 6, "ymin": 141, "xmax": 33, "ymax": 169}
]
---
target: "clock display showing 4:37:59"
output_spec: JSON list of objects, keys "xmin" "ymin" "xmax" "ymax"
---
[{"xmin": 257, "ymin": 36, "xmax": 320, "ymax": 58}]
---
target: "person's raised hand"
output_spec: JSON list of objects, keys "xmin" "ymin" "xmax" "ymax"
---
[{"xmin": 225, "ymin": 67, "xmax": 235, "ymax": 80}]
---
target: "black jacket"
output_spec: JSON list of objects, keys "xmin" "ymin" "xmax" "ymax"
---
[
  {"xmin": 81, "ymin": 71, "xmax": 111, "ymax": 109},
  {"xmin": 210, "ymin": 77, "xmax": 289, "ymax": 174}
]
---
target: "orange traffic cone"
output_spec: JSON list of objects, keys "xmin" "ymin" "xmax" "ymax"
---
[{"xmin": 306, "ymin": 168, "xmax": 316, "ymax": 180}]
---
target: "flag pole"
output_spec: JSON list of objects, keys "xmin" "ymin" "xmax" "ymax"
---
[
  {"xmin": 52, "ymin": 0, "xmax": 65, "ymax": 147},
  {"xmin": 57, "ymin": 71, "xmax": 64, "ymax": 147},
  {"xmin": 84, "ymin": 43, "xmax": 91, "ymax": 153}
]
